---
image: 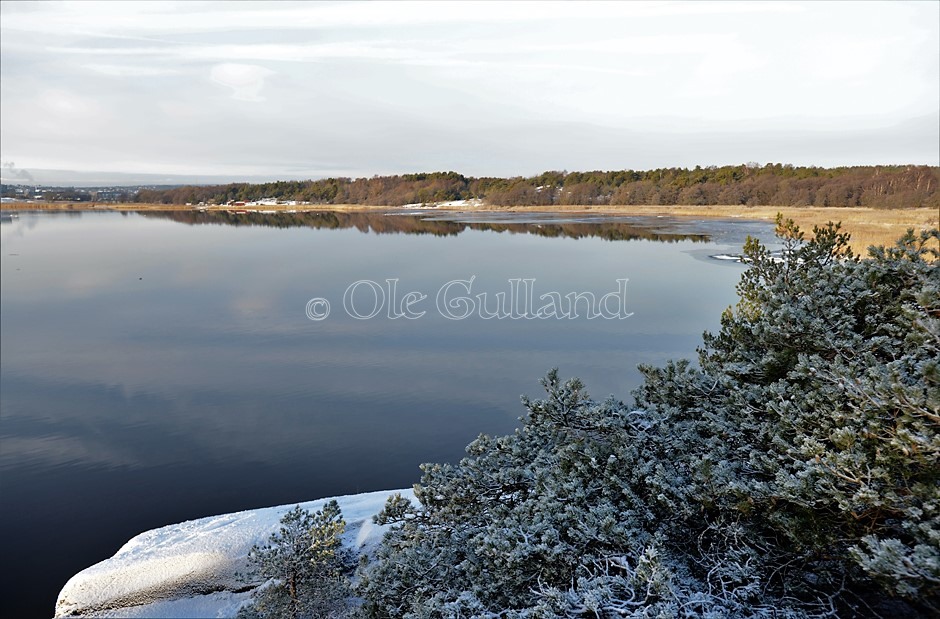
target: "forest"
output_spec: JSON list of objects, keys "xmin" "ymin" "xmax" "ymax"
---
[{"xmin": 133, "ymin": 164, "xmax": 940, "ymax": 208}]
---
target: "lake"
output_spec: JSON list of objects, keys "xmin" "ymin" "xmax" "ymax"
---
[{"xmin": 0, "ymin": 210, "xmax": 776, "ymax": 617}]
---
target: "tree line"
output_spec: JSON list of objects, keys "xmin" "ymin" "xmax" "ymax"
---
[{"xmin": 133, "ymin": 164, "xmax": 940, "ymax": 208}]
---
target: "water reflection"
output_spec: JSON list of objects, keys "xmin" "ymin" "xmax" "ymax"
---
[
  {"xmin": 140, "ymin": 209, "xmax": 712, "ymax": 242},
  {"xmin": 0, "ymin": 210, "xmax": 775, "ymax": 617}
]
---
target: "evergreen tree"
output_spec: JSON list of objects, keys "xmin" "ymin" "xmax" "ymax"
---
[
  {"xmin": 358, "ymin": 222, "xmax": 939, "ymax": 617},
  {"xmin": 238, "ymin": 501, "xmax": 354, "ymax": 619}
]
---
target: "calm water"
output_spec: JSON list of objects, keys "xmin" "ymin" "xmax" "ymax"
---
[{"xmin": 0, "ymin": 210, "xmax": 775, "ymax": 617}]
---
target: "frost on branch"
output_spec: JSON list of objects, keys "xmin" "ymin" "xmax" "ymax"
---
[
  {"xmin": 358, "ymin": 224, "xmax": 938, "ymax": 618},
  {"xmin": 238, "ymin": 501, "xmax": 355, "ymax": 619}
]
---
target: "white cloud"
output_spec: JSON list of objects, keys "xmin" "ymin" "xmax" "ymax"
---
[
  {"xmin": 1, "ymin": 1, "xmax": 937, "ymax": 177},
  {"xmin": 0, "ymin": 1, "xmax": 802, "ymax": 38},
  {"xmin": 209, "ymin": 63, "xmax": 274, "ymax": 101},
  {"xmin": 82, "ymin": 63, "xmax": 182, "ymax": 77}
]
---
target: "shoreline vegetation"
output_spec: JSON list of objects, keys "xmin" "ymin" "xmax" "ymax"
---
[
  {"xmin": 5, "ymin": 201, "xmax": 937, "ymax": 257},
  {"xmin": 5, "ymin": 165, "xmax": 938, "ymax": 255}
]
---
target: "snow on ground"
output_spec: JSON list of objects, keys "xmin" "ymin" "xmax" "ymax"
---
[
  {"xmin": 437, "ymin": 199, "xmax": 482, "ymax": 208},
  {"xmin": 59, "ymin": 591, "xmax": 254, "ymax": 619},
  {"xmin": 55, "ymin": 489, "xmax": 414, "ymax": 618},
  {"xmin": 397, "ymin": 199, "xmax": 483, "ymax": 209}
]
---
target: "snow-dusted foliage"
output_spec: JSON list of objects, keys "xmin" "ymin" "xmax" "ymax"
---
[
  {"xmin": 358, "ymin": 221, "xmax": 939, "ymax": 618},
  {"xmin": 238, "ymin": 501, "xmax": 355, "ymax": 619}
]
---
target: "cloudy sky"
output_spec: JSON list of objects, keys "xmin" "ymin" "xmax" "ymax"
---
[{"xmin": 1, "ymin": 1, "xmax": 938, "ymax": 184}]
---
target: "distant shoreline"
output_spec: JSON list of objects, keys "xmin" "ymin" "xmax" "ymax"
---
[{"xmin": 4, "ymin": 202, "xmax": 936, "ymax": 256}]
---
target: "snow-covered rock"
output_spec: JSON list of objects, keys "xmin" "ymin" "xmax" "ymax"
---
[{"xmin": 55, "ymin": 489, "xmax": 414, "ymax": 618}]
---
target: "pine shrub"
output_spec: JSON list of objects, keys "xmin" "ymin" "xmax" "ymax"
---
[{"xmin": 358, "ymin": 222, "xmax": 939, "ymax": 618}]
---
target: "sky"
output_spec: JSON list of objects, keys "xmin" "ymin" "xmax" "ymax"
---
[{"xmin": 1, "ymin": 0, "xmax": 938, "ymax": 185}]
